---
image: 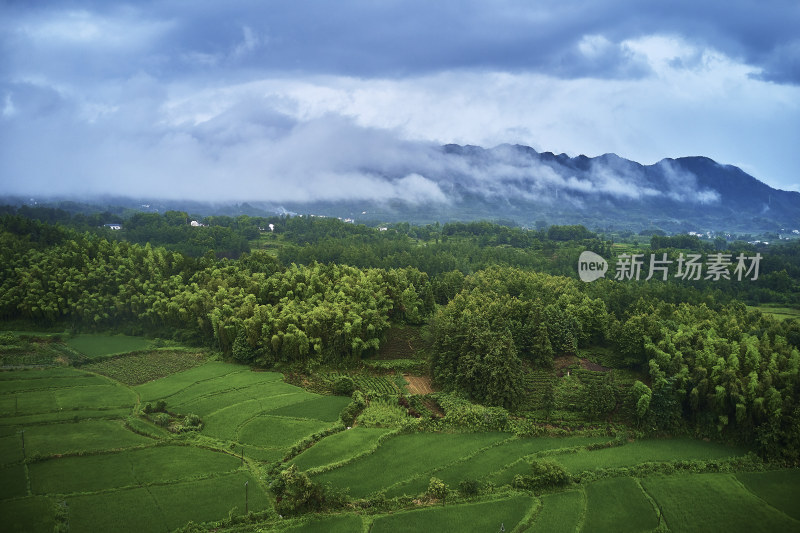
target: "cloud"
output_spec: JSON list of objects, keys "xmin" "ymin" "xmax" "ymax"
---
[{"xmin": 1, "ymin": 1, "xmax": 799, "ymax": 199}]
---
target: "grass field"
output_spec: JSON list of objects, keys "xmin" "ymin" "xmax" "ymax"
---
[
  {"xmin": 291, "ymin": 427, "xmax": 393, "ymax": 471},
  {"xmin": 237, "ymin": 415, "xmax": 332, "ymax": 448},
  {"xmin": 313, "ymin": 432, "xmax": 509, "ymax": 498},
  {"xmin": 582, "ymin": 477, "xmax": 659, "ymax": 532},
  {"xmin": 736, "ymin": 469, "xmax": 800, "ymax": 521},
  {"xmin": 640, "ymin": 473, "xmax": 800, "ymax": 532},
  {"xmin": 280, "ymin": 514, "xmax": 364, "ymax": 532},
  {"xmin": 750, "ymin": 305, "xmax": 800, "ymax": 322},
  {"xmin": 66, "ymin": 334, "xmax": 152, "ymax": 358},
  {"xmin": 0, "ymin": 496, "xmax": 57, "ymax": 533},
  {"xmin": 23, "ymin": 419, "xmax": 153, "ymax": 457},
  {"xmin": 387, "ymin": 435, "xmax": 609, "ymax": 498},
  {"xmin": 4, "ymin": 338, "xmax": 797, "ymax": 533},
  {"xmin": 266, "ymin": 394, "xmax": 351, "ymax": 422},
  {"xmin": 29, "ymin": 445, "xmax": 241, "ymax": 494},
  {"xmin": 532, "ymin": 490, "xmax": 584, "ymax": 532},
  {"xmin": 370, "ymin": 494, "xmax": 533, "ymax": 532},
  {"xmin": 63, "ymin": 471, "xmax": 268, "ymax": 533},
  {"xmin": 0, "ymin": 367, "xmax": 136, "ymax": 417},
  {"xmin": 0, "ymin": 463, "xmax": 28, "ymax": 500},
  {"xmin": 554, "ymin": 438, "xmax": 743, "ymax": 474}
]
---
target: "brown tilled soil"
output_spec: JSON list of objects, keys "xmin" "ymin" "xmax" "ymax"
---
[
  {"xmin": 580, "ymin": 358, "xmax": 610, "ymax": 372},
  {"xmin": 553, "ymin": 355, "xmax": 611, "ymax": 376},
  {"xmin": 404, "ymin": 374, "xmax": 435, "ymax": 395}
]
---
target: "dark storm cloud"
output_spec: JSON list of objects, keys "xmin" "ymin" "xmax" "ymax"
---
[
  {"xmin": 1, "ymin": 0, "xmax": 799, "ymax": 197},
  {"xmin": 2, "ymin": 0, "xmax": 798, "ymax": 83}
]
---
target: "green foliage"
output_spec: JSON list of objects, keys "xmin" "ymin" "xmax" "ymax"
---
[
  {"xmin": 356, "ymin": 398, "xmax": 410, "ymax": 428},
  {"xmin": 511, "ymin": 460, "xmax": 570, "ymax": 491},
  {"xmin": 340, "ymin": 390, "xmax": 367, "ymax": 427},
  {"xmin": 82, "ymin": 349, "xmax": 207, "ymax": 385},
  {"xmin": 457, "ymin": 478, "xmax": 481, "ymax": 497},
  {"xmin": 583, "ymin": 477, "xmax": 659, "ymax": 533},
  {"xmin": 271, "ymin": 465, "xmax": 346, "ymax": 515},
  {"xmin": 437, "ymin": 394, "xmax": 510, "ymax": 431},
  {"xmin": 332, "ymin": 375, "xmax": 356, "ymax": 396},
  {"xmin": 580, "ymin": 377, "xmax": 617, "ymax": 419},
  {"xmin": 427, "ymin": 476, "xmax": 448, "ymax": 504}
]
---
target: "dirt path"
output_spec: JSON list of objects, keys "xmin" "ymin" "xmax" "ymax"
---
[{"xmin": 403, "ymin": 374, "xmax": 435, "ymax": 395}]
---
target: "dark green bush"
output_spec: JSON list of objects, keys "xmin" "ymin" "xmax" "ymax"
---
[
  {"xmin": 458, "ymin": 478, "xmax": 480, "ymax": 497},
  {"xmin": 512, "ymin": 460, "xmax": 570, "ymax": 491},
  {"xmin": 332, "ymin": 375, "xmax": 356, "ymax": 396}
]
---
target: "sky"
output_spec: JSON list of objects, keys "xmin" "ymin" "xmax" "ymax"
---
[{"xmin": 1, "ymin": 0, "xmax": 799, "ymax": 204}]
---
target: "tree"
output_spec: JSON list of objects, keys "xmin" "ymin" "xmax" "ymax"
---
[
  {"xmin": 271, "ymin": 465, "xmax": 326, "ymax": 515},
  {"xmin": 427, "ymin": 477, "xmax": 448, "ymax": 506}
]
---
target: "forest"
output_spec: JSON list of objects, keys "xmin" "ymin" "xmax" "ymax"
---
[{"xmin": 1, "ymin": 208, "xmax": 799, "ymax": 465}]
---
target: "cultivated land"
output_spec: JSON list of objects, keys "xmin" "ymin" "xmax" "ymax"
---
[{"xmin": 1, "ymin": 331, "xmax": 799, "ymax": 532}]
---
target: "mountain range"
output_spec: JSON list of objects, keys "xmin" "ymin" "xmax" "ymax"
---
[
  {"xmin": 281, "ymin": 144, "xmax": 800, "ymax": 233},
  {"xmin": 5, "ymin": 144, "xmax": 799, "ymax": 234}
]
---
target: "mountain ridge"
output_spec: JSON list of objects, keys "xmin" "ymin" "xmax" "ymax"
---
[{"xmin": 3, "ymin": 144, "xmax": 798, "ymax": 233}]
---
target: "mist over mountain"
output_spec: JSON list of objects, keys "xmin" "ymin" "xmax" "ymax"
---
[
  {"xmin": 275, "ymin": 144, "xmax": 800, "ymax": 233},
  {"xmin": 5, "ymin": 144, "xmax": 798, "ymax": 234}
]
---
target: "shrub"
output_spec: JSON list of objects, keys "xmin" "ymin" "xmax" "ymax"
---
[
  {"xmin": 184, "ymin": 413, "xmax": 201, "ymax": 427},
  {"xmin": 332, "ymin": 375, "xmax": 356, "ymax": 396},
  {"xmin": 152, "ymin": 412, "xmax": 170, "ymax": 427},
  {"xmin": 357, "ymin": 398, "xmax": 409, "ymax": 428},
  {"xmin": 458, "ymin": 478, "xmax": 480, "ymax": 497},
  {"xmin": 512, "ymin": 460, "xmax": 570, "ymax": 491},
  {"xmin": 270, "ymin": 465, "xmax": 348, "ymax": 515},
  {"xmin": 427, "ymin": 477, "xmax": 448, "ymax": 505},
  {"xmin": 340, "ymin": 390, "xmax": 367, "ymax": 426}
]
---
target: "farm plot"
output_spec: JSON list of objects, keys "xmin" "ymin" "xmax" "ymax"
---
[
  {"xmin": 133, "ymin": 362, "xmax": 247, "ymax": 401},
  {"xmin": 82, "ymin": 349, "xmax": 208, "ymax": 385},
  {"xmin": 439, "ymin": 435, "xmax": 610, "ymax": 486},
  {"xmin": 291, "ymin": 427, "xmax": 394, "ymax": 471},
  {"xmin": 237, "ymin": 415, "xmax": 332, "ymax": 449},
  {"xmin": 531, "ymin": 490, "xmax": 584, "ymax": 533},
  {"xmin": 29, "ymin": 445, "xmax": 241, "ymax": 494},
  {"xmin": 0, "ymin": 463, "xmax": 27, "ymax": 500},
  {"xmin": 370, "ymin": 493, "xmax": 534, "ymax": 533},
  {"xmin": 582, "ymin": 477, "xmax": 659, "ymax": 532},
  {"xmin": 325, "ymin": 372, "xmax": 403, "ymax": 394},
  {"xmin": 312, "ymin": 432, "xmax": 508, "ymax": 498},
  {"xmin": 65, "ymin": 471, "xmax": 269, "ymax": 533},
  {"xmin": 735, "ymin": 469, "xmax": 800, "ymax": 521},
  {"xmin": 0, "ymin": 496, "xmax": 57, "ymax": 533},
  {"xmin": 554, "ymin": 438, "xmax": 744, "ymax": 474},
  {"xmin": 0, "ymin": 367, "xmax": 136, "ymax": 417},
  {"xmin": 266, "ymin": 394, "xmax": 351, "ymax": 422},
  {"xmin": 0, "ymin": 373, "xmax": 108, "ymax": 393},
  {"xmin": 65, "ymin": 334, "xmax": 152, "ymax": 359},
  {"xmin": 640, "ymin": 473, "xmax": 800, "ymax": 532},
  {"xmin": 22, "ymin": 419, "xmax": 152, "ymax": 457},
  {"xmin": 201, "ymin": 395, "xmax": 308, "ymax": 439},
  {"xmin": 279, "ymin": 514, "xmax": 363, "ymax": 533},
  {"xmin": 0, "ymin": 407, "xmax": 131, "ymax": 426},
  {"xmin": 387, "ymin": 435, "xmax": 610, "ymax": 497},
  {"xmin": 0, "ymin": 433, "xmax": 24, "ymax": 464}
]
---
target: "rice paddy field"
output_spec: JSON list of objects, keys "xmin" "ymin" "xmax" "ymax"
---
[{"xmin": 2, "ymin": 331, "xmax": 799, "ymax": 532}]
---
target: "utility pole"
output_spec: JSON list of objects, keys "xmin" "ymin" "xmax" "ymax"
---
[{"xmin": 245, "ymin": 481, "xmax": 248, "ymax": 515}]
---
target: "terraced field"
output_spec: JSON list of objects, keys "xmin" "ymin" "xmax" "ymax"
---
[{"xmin": 3, "ymin": 332, "xmax": 798, "ymax": 532}]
